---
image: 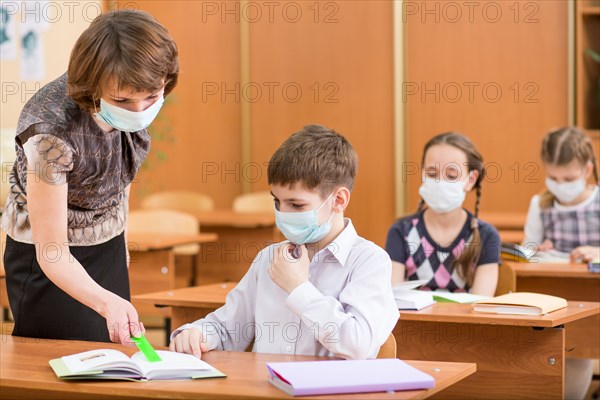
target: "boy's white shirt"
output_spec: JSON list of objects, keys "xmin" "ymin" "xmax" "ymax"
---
[
  {"xmin": 171, "ymin": 218, "xmax": 399, "ymax": 360},
  {"xmin": 523, "ymin": 186, "xmax": 600, "ymax": 246}
]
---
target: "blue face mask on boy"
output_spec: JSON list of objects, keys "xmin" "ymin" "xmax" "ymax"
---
[
  {"xmin": 95, "ymin": 96, "xmax": 164, "ymax": 133},
  {"xmin": 274, "ymin": 192, "xmax": 335, "ymax": 245}
]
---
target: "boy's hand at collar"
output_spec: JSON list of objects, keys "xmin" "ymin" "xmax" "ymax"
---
[{"xmin": 269, "ymin": 242, "xmax": 310, "ymax": 294}]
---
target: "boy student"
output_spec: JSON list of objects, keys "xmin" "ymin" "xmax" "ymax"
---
[{"xmin": 170, "ymin": 125, "xmax": 399, "ymax": 359}]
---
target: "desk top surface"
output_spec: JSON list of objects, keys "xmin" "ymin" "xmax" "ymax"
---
[
  {"xmin": 193, "ymin": 210, "xmax": 276, "ymax": 228},
  {"xmin": 399, "ymin": 301, "xmax": 599, "ymax": 327},
  {"xmin": 133, "ymin": 284, "xmax": 599, "ymax": 328},
  {"xmin": 506, "ymin": 261, "xmax": 600, "ymax": 279},
  {"xmin": 127, "ymin": 232, "xmax": 218, "ymax": 251},
  {"xmin": 0, "ymin": 335, "xmax": 475, "ymax": 400},
  {"xmin": 132, "ymin": 282, "xmax": 237, "ymax": 308},
  {"xmin": 133, "ymin": 282, "xmax": 234, "ymax": 308}
]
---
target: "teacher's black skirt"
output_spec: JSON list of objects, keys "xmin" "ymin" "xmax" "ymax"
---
[{"xmin": 3, "ymin": 232, "xmax": 130, "ymax": 342}]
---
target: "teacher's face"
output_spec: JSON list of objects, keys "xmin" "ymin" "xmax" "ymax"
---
[{"xmin": 100, "ymin": 76, "xmax": 165, "ymax": 112}]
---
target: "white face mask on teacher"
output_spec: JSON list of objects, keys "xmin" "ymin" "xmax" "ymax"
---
[{"xmin": 94, "ymin": 96, "xmax": 164, "ymax": 133}]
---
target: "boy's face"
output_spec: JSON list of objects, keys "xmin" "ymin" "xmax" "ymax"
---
[{"xmin": 271, "ymin": 183, "xmax": 333, "ymax": 224}]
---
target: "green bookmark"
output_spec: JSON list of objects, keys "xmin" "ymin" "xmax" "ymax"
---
[{"xmin": 131, "ymin": 335, "xmax": 162, "ymax": 362}]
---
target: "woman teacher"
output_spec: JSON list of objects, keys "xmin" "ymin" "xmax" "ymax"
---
[{"xmin": 1, "ymin": 10, "xmax": 179, "ymax": 344}]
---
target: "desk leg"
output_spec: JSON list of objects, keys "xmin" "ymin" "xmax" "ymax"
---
[
  {"xmin": 129, "ymin": 250, "xmax": 175, "ymax": 317},
  {"xmin": 394, "ymin": 321, "xmax": 564, "ymax": 399}
]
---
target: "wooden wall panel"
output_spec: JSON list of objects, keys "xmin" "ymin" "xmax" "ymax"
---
[
  {"xmin": 116, "ymin": 0, "xmax": 574, "ymax": 247},
  {"xmin": 247, "ymin": 1, "xmax": 395, "ymax": 246},
  {"xmin": 121, "ymin": 1, "xmax": 243, "ymax": 209},
  {"xmin": 404, "ymin": 1, "xmax": 569, "ymax": 215}
]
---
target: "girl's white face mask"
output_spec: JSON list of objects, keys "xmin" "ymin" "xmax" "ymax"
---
[
  {"xmin": 95, "ymin": 96, "xmax": 164, "ymax": 132},
  {"xmin": 545, "ymin": 177, "xmax": 586, "ymax": 203},
  {"xmin": 419, "ymin": 174, "xmax": 470, "ymax": 213}
]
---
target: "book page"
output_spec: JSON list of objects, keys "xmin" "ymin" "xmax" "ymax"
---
[
  {"xmin": 62, "ymin": 349, "xmax": 140, "ymax": 374},
  {"xmin": 132, "ymin": 350, "xmax": 215, "ymax": 379},
  {"xmin": 432, "ymin": 292, "xmax": 491, "ymax": 304},
  {"xmin": 392, "ymin": 279, "xmax": 429, "ymax": 291},
  {"xmin": 530, "ymin": 250, "xmax": 570, "ymax": 263}
]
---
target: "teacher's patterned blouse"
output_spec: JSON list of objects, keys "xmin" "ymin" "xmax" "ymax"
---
[{"xmin": 1, "ymin": 73, "xmax": 150, "ymax": 246}]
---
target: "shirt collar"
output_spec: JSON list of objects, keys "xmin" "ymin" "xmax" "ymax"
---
[{"xmin": 320, "ymin": 218, "xmax": 357, "ymax": 267}]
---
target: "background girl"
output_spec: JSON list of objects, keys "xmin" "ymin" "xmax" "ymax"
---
[
  {"xmin": 523, "ymin": 126, "xmax": 599, "ymax": 399},
  {"xmin": 385, "ymin": 132, "xmax": 500, "ymax": 296}
]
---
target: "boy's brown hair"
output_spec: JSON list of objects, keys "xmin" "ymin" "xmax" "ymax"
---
[
  {"xmin": 267, "ymin": 125, "xmax": 358, "ymax": 197},
  {"xmin": 67, "ymin": 10, "xmax": 179, "ymax": 110}
]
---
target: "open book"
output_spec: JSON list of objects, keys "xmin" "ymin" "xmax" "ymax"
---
[
  {"xmin": 49, "ymin": 349, "xmax": 226, "ymax": 381},
  {"xmin": 501, "ymin": 243, "xmax": 570, "ymax": 263},
  {"xmin": 472, "ymin": 292, "xmax": 568, "ymax": 316},
  {"xmin": 267, "ymin": 359, "xmax": 434, "ymax": 397}
]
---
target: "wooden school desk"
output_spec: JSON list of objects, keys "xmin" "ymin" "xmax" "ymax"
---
[
  {"xmin": 504, "ymin": 261, "xmax": 600, "ymax": 359},
  {"xmin": 126, "ymin": 232, "xmax": 218, "ymax": 317},
  {"xmin": 133, "ymin": 282, "xmax": 234, "ymax": 328},
  {"xmin": 0, "ymin": 335, "xmax": 476, "ymax": 400},
  {"xmin": 190, "ymin": 210, "xmax": 282, "ymax": 285},
  {"xmin": 479, "ymin": 211, "xmax": 527, "ymax": 231},
  {"xmin": 134, "ymin": 284, "xmax": 599, "ymax": 398},
  {"xmin": 394, "ymin": 302, "xmax": 600, "ymax": 399},
  {"xmin": 479, "ymin": 211, "xmax": 527, "ymax": 243},
  {"xmin": 503, "ymin": 261, "xmax": 600, "ymax": 302}
]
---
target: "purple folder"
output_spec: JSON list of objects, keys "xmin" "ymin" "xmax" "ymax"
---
[{"xmin": 266, "ymin": 358, "xmax": 435, "ymax": 397}]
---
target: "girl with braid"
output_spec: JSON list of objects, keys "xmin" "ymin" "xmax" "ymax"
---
[
  {"xmin": 385, "ymin": 132, "xmax": 500, "ymax": 296},
  {"xmin": 524, "ymin": 127, "xmax": 600, "ymax": 263},
  {"xmin": 523, "ymin": 127, "xmax": 598, "ymax": 400}
]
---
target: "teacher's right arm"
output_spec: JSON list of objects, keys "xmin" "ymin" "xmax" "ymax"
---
[{"xmin": 25, "ymin": 138, "xmax": 142, "ymax": 345}]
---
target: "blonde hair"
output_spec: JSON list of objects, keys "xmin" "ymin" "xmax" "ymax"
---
[
  {"xmin": 539, "ymin": 127, "xmax": 599, "ymax": 209},
  {"xmin": 417, "ymin": 132, "xmax": 485, "ymax": 288}
]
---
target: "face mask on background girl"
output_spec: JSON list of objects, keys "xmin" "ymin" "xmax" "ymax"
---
[
  {"xmin": 419, "ymin": 172, "xmax": 473, "ymax": 213},
  {"xmin": 543, "ymin": 160, "xmax": 593, "ymax": 204},
  {"xmin": 540, "ymin": 128, "xmax": 598, "ymax": 206},
  {"xmin": 418, "ymin": 141, "xmax": 479, "ymax": 214}
]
